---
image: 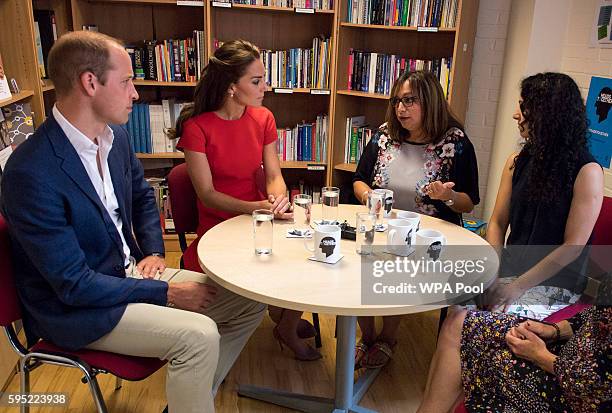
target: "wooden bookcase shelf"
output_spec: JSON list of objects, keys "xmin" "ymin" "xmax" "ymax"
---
[
  {"xmin": 0, "ymin": 90, "xmax": 35, "ymax": 108},
  {"xmin": 136, "ymin": 152, "xmax": 185, "ymax": 159},
  {"xmin": 41, "ymin": 81, "xmax": 55, "ymax": 92},
  {"xmin": 336, "ymin": 89, "xmax": 390, "ymax": 100},
  {"xmin": 340, "ymin": 22, "xmax": 456, "ymax": 32},
  {"xmin": 224, "ymin": 3, "xmax": 335, "ymax": 14},
  {"xmin": 334, "ymin": 162, "xmax": 357, "ymax": 173},
  {"xmin": 1, "ymin": 0, "xmax": 479, "ymax": 251},
  {"xmin": 134, "ymin": 80, "xmax": 197, "ymax": 87}
]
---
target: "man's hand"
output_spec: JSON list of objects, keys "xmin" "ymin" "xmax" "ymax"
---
[
  {"xmin": 137, "ymin": 255, "xmax": 166, "ymax": 279},
  {"xmin": 167, "ymin": 281, "xmax": 218, "ymax": 312}
]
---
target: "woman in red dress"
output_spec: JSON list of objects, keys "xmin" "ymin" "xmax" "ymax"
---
[{"xmin": 170, "ymin": 40, "xmax": 320, "ymax": 361}]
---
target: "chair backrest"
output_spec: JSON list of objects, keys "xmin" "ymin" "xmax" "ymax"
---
[
  {"xmin": 592, "ymin": 196, "xmax": 612, "ymax": 246},
  {"xmin": 0, "ymin": 215, "xmax": 22, "ymax": 327},
  {"xmin": 167, "ymin": 163, "xmax": 198, "ymax": 236}
]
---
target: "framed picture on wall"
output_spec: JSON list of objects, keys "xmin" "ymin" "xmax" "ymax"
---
[{"xmin": 592, "ymin": 0, "xmax": 612, "ymax": 48}]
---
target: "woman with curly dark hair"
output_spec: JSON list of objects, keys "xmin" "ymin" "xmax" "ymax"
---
[
  {"xmin": 485, "ymin": 72, "xmax": 603, "ymax": 314},
  {"xmin": 415, "ymin": 74, "xmax": 609, "ymax": 413}
]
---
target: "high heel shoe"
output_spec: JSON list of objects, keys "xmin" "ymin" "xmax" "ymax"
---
[
  {"xmin": 297, "ymin": 319, "xmax": 317, "ymax": 339},
  {"xmin": 273, "ymin": 326, "xmax": 322, "ymax": 361}
]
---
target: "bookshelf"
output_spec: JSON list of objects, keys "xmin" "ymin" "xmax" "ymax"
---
[
  {"xmin": 330, "ymin": 0, "xmax": 479, "ymax": 189},
  {"xmin": 0, "ymin": 0, "xmax": 479, "ymax": 246},
  {"xmin": 0, "ymin": 90, "xmax": 36, "ymax": 108}
]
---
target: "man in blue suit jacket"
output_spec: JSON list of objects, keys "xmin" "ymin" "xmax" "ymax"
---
[{"xmin": 1, "ymin": 31, "xmax": 265, "ymax": 412}]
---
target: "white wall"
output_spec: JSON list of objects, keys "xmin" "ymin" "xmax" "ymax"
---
[
  {"xmin": 561, "ymin": 0, "xmax": 612, "ymax": 197},
  {"xmin": 464, "ymin": 0, "xmax": 512, "ymax": 219}
]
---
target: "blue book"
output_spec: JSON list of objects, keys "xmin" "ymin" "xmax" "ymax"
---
[
  {"xmin": 133, "ymin": 104, "xmax": 142, "ymax": 153},
  {"xmin": 297, "ymin": 125, "xmax": 302, "ymax": 161},
  {"xmin": 137, "ymin": 104, "xmax": 145, "ymax": 153},
  {"xmin": 144, "ymin": 104, "xmax": 152, "ymax": 153},
  {"xmin": 127, "ymin": 111, "xmax": 136, "ymax": 153},
  {"xmin": 305, "ymin": 124, "xmax": 311, "ymax": 161},
  {"xmin": 139, "ymin": 103, "xmax": 148, "ymax": 153}
]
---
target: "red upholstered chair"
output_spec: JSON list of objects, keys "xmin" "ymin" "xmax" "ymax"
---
[
  {"xmin": 453, "ymin": 196, "xmax": 611, "ymax": 413},
  {"xmin": 167, "ymin": 163, "xmax": 199, "ymax": 270},
  {"xmin": 167, "ymin": 163, "xmax": 324, "ymax": 347},
  {"xmin": 0, "ymin": 216, "xmax": 166, "ymax": 413}
]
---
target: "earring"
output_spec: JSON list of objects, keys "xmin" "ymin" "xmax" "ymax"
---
[{"xmin": 229, "ymin": 91, "xmax": 234, "ymax": 98}]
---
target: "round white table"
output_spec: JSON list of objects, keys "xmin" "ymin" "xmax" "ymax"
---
[{"xmin": 198, "ymin": 204, "xmax": 498, "ymax": 413}]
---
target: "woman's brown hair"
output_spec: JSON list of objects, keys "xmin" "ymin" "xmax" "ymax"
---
[
  {"xmin": 168, "ymin": 39, "xmax": 261, "ymax": 139},
  {"xmin": 385, "ymin": 70, "xmax": 462, "ymax": 144}
]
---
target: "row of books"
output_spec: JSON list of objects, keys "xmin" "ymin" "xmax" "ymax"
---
[
  {"xmin": 33, "ymin": 9, "xmax": 58, "ymax": 78},
  {"xmin": 224, "ymin": 0, "xmax": 333, "ymax": 9},
  {"xmin": 126, "ymin": 31, "xmax": 206, "ymax": 83},
  {"xmin": 344, "ymin": 115, "xmax": 374, "ymax": 164},
  {"xmin": 347, "ymin": 50, "xmax": 452, "ymax": 96},
  {"xmin": 259, "ymin": 36, "xmax": 332, "ymax": 89},
  {"xmin": 288, "ymin": 182, "xmax": 324, "ymax": 204},
  {"xmin": 347, "ymin": 0, "xmax": 459, "ymax": 27},
  {"xmin": 276, "ymin": 114, "xmax": 328, "ymax": 162},
  {"xmin": 125, "ymin": 100, "xmax": 187, "ymax": 154}
]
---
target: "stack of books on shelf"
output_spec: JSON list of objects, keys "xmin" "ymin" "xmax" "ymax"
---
[
  {"xmin": 227, "ymin": 0, "xmax": 333, "ymax": 9},
  {"xmin": 288, "ymin": 182, "xmax": 322, "ymax": 204},
  {"xmin": 260, "ymin": 36, "xmax": 331, "ymax": 89},
  {"xmin": 126, "ymin": 31, "xmax": 206, "ymax": 83},
  {"xmin": 276, "ymin": 114, "xmax": 328, "ymax": 162},
  {"xmin": 125, "ymin": 100, "xmax": 187, "ymax": 154},
  {"xmin": 347, "ymin": 0, "xmax": 459, "ymax": 27},
  {"xmin": 347, "ymin": 50, "xmax": 452, "ymax": 96},
  {"xmin": 146, "ymin": 178, "xmax": 175, "ymax": 233},
  {"xmin": 33, "ymin": 9, "xmax": 58, "ymax": 79},
  {"xmin": 344, "ymin": 115, "xmax": 373, "ymax": 164}
]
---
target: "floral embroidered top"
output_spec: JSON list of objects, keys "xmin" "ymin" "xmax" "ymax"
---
[{"xmin": 353, "ymin": 124, "xmax": 479, "ymax": 225}]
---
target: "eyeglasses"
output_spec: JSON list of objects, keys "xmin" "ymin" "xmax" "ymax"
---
[{"xmin": 390, "ymin": 95, "xmax": 419, "ymax": 108}]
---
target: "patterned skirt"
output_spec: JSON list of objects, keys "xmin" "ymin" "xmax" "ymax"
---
[{"xmin": 460, "ymin": 311, "xmax": 570, "ymax": 413}]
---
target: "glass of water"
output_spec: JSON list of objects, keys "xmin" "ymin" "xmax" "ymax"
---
[
  {"xmin": 367, "ymin": 190, "xmax": 384, "ymax": 226},
  {"xmin": 356, "ymin": 212, "xmax": 376, "ymax": 255},
  {"xmin": 374, "ymin": 188, "xmax": 394, "ymax": 219},
  {"xmin": 292, "ymin": 194, "xmax": 312, "ymax": 234},
  {"xmin": 321, "ymin": 186, "xmax": 339, "ymax": 224},
  {"xmin": 253, "ymin": 209, "xmax": 274, "ymax": 255}
]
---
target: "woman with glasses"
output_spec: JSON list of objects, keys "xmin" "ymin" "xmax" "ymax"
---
[{"xmin": 352, "ymin": 70, "xmax": 480, "ymax": 369}]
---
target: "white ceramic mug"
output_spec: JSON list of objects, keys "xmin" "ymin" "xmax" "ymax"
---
[
  {"xmin": 386, "ymin": 218, "xmax": 418, "ymax": 256},
  {"xmin": 304, "ymin": 224, "xmax": 341, "ymax": 263},
  {"xmin": 415, "ymin": 229, "xmax": 447, "ymax": 260},
  {"xmin": 395, "ymin": 211, "xmax": 421, "ymax": 232}
]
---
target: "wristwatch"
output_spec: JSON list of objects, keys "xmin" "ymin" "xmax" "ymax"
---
[
  {"xmin": 151, "ymin": 252, "xmax": 165, "ymax": 258},
  {"xmin": 444, "ymin": 191, "xmax": 455, "ymax": 207}
]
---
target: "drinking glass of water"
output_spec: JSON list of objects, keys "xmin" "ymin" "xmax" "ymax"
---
[
  {"xmin": 253, "ymin": 209, "xmax": 274, "ymax": 255},
  {"xmin": 356, "ymin": 212, "xmax": 376, "ymax": 255},
  {"xmin": 367, "ymin": 190, "xmax": 384, "ymax": 227},
  {"xmin": 321, "ymin": 186, "xmax": 340, "ymax": 224},
  {"xmin": 292, "ymin": 194, "xmax": 312, "ymax": 234}
]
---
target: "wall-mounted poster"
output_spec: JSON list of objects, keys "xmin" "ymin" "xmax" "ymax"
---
[
  {"xmin": 586, "ymin": 76, "xmax": 612, "ymax": 169},
  {"xmin": 592, "ymin": 0, "xmax": 612, "ymax": 48}
]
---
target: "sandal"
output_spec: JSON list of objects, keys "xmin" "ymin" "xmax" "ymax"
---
[
  {"xmin": 362, "ymin": 340, "xmax": 395, "ymax": 369},
  {"xmin": 354, "ymin": 341, "xmax": 370, "ymax": 369}
]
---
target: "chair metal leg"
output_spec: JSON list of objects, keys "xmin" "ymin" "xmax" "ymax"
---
[
  {"xmin": 19, "ymin": 360, "xmax": 30, "ymax": 413},
  {"xmin": 115, "ymin": 377, "xmax": 123, "ymax": 390},
  {"xmin": 437, "ymin": 307, "xmax": 448, "ymax": 341},
  {"xmin": 82, "ymin": 370, "xmax": 108, "ymax": 413},
  {"xmin": 312, "ymin": 313, "xmax": 322, "ymax": 348}
]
